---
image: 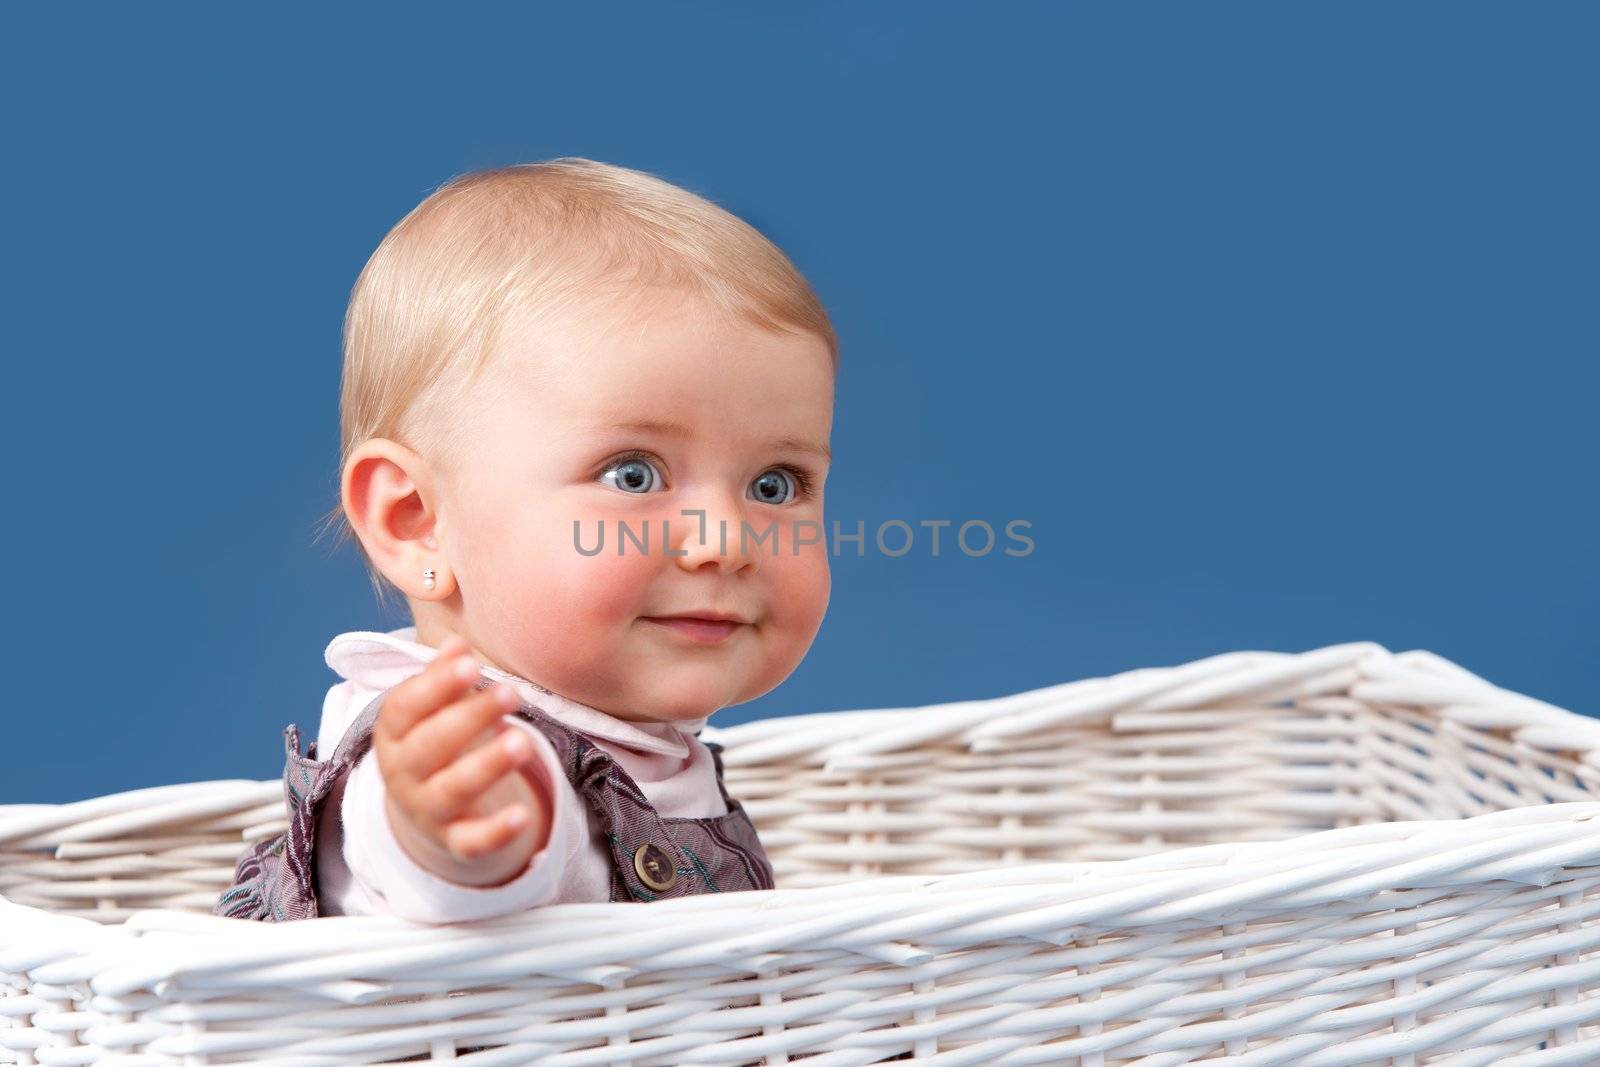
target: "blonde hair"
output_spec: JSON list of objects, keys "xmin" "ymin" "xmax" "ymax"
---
[{"xmin": 314, "ymin": 157, "xmax": 838, "ymax": 611}]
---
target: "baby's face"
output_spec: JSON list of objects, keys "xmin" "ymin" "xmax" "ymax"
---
[{"xmin": 431, "ymin": 289, "xmax": 834, "ymax": 723}]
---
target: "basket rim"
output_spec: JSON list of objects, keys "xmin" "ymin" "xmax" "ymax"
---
[
  {"xmin": 706, "ymin": 641, "xmax": 1600, "ymax": 771},
  {"xmin": 3, "ymin": 800, "xmax": 1598, "ymax": 1003}
]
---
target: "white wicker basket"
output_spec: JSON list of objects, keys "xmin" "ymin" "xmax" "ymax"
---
[{"xmin": 3, "ymin": 641, "xmax": 1599, "ymax": 1065}]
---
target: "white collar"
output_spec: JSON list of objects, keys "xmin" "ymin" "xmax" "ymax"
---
[{"xmin": 324, "ymin": 627, "xmax": 703, "ymax": 759}]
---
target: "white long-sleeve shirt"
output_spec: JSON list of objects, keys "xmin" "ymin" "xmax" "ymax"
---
[{"xmin": 312, "ymin": 627, "xmax": 729, "ymax": 922}]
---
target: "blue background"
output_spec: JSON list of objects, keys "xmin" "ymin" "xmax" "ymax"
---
[{"xmin": 4, "ymin": 2, "xmax": 1595, "ymax": 802}]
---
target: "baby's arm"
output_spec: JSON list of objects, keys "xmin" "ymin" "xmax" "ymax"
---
[{"xmin": 372, "ymin": 635, "xmax": 550, "ymax": 887}]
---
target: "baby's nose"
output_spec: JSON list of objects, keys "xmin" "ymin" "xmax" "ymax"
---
[{"xmin": 668, "ymin": 505, "xmax": 760, "ymax": 573}]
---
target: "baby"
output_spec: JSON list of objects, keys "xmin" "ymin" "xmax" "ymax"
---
[{"xmin": 216, "ymin": 158, "xmax": 835, "ymax": 922}]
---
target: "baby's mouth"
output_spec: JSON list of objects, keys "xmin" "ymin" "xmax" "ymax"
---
[{"xmin": 640, "ymin": 612, "xmax": 749, "ymax": 645}]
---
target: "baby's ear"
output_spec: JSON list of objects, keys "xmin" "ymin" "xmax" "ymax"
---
[{"xmin": 341, "ymin": 438, "xmax": 449, "ymax": 598}]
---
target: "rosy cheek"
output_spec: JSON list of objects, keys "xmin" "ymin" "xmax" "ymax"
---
[
  {"xmin": 767, "ymin": 541, "xmax": 832, "ymax": 643},
  {"xmin": 561, "ymin": 547, "xmax": 658, "ymax": 623},
  {"xmin": 466, "ymin": 503, "xmax": 653, "ymax": 676}
]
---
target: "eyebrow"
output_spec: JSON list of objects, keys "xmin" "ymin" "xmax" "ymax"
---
[{"xmin": 613, "ymin": 419, "xmax": 832, "ymax": 463}]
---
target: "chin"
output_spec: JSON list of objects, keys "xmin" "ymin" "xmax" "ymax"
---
[
  {"xmin": 637, "ymin": 694, "xmax": 725, "ymax": 723},
  {"xmin": 631, "ymin": 677, "xmax": 741, "ymax": 722}
]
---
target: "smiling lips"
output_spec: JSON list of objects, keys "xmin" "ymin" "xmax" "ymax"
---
[{"xmin": 643, "ymin": 613, "xmax": 749, "ymax": 644}]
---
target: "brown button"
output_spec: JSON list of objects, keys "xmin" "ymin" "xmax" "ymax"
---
[{"xmin": 633, "ymin": 842, "xmax": 677, "ymax": 892}]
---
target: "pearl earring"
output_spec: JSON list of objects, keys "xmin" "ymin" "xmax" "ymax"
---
[{"xmin": 422, "ymin": 568, "xmax": 436, "ymax": 592}]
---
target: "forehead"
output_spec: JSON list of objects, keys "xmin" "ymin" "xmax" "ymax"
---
[{"xmin": 485, "ymin": 289, "xmax": 835, "ymax": 443}]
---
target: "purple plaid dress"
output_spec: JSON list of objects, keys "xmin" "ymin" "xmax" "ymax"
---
[{"xmin": 215, "ymin": 678, "xmax": 775, "ymax": 921}]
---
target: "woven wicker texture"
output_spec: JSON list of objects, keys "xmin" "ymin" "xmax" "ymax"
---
[{"xmin": 2, "ymin": 641, "xmax": 1597, "ymax": 1065}]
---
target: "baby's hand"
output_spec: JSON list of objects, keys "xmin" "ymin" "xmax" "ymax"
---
[{"xmin": 372, "ymin": 634, "xmax": 551, "ymax": 887}]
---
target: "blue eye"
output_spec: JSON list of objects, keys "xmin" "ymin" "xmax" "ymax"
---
[
  {"xmin": 748, "ymin": 468, "xmax": 796, "ymax": 505},
  {"xmin": 600, "ymin": 456, "xmax": 664, "ymax": 494}
]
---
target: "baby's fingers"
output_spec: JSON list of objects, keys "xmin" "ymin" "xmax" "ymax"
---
[
  {"xmin": 420, "ymin": 726, "xmax": 539, "ymax": 820},
  {"xmin": 400, "ymin": 683, "xmax": 523, "ymax": 781},
  {"xmin": 443, "ymin": 803, "xmax": 531, "ymax": 861},
  {"xmin": 375, "ymin": 636, "xmax": 479, "ymax": 742}
]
